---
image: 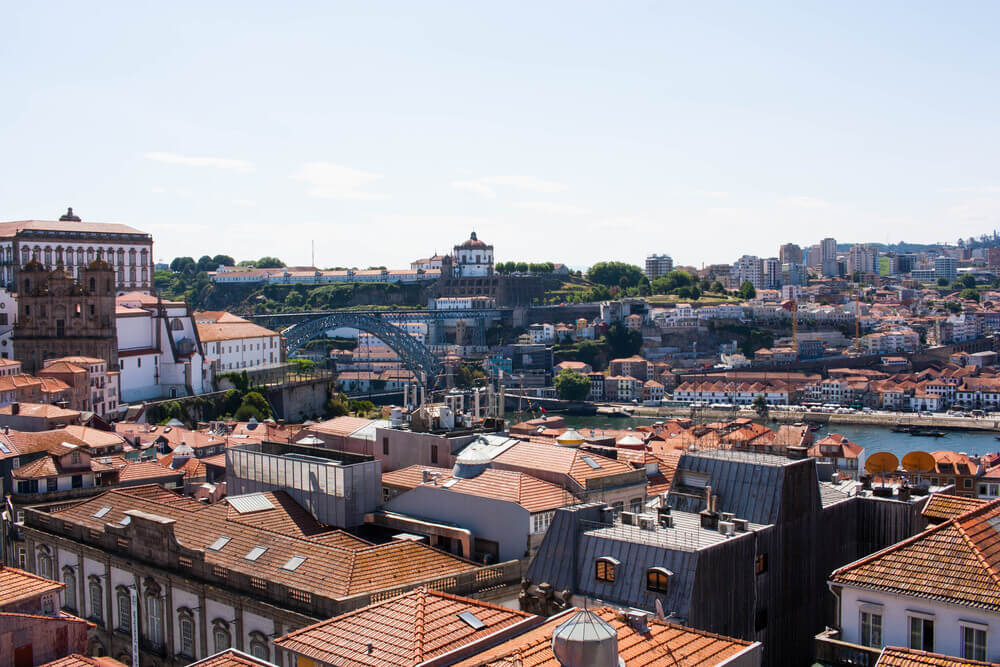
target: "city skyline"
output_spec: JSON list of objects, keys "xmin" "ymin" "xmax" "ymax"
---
[{"xmin": 4, "ymin": 3, "xmax": 1000, "ymax": 268}]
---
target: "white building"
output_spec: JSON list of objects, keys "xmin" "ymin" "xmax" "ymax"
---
[
  {"xmin": 194, "ymin": 312, "xmax": 282, "ymax": 372},
  {"xmin": 451, "ymin": 232, "xmax": 494, "ymax": 277},
  {"xmin": 0, "ymin": 209, "xmax": 154, "ymax": 294},
  {"xmin": 115, "ymin": 292, "xmax": 214, "ymax": 402},
  {"xmin": 0, "ymin": 287, "xmax": 16, "ymax": 359},
  {"xmin": 644, "ymin": 254, "xmax": 674, "ymax": 280},
  {"xmin": 210, "ymin": 266, "xmax": 440, "ymax": 285},
  {"xmin": 828, "ymin": 497, "xmax": 1000, "ymax": 663},
  {"xmin": 410, "ymin": 253, "xmax": 447, "ymax": 271},
  {"xmin": 732, "ymin": 255, "xmax": 763, "ymax": 290}
]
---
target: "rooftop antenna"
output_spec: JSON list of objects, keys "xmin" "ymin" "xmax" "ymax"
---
[{"xmin": 311, "ymin": 240, "xmax": 315, "ymax": 268}]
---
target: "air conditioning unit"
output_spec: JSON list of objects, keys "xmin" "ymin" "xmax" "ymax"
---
[
  {"xmin": 637, "ymin": 515, "xmax": 656, "ymax": 531},
  {"xmin": 733, "ymin": 518, "xmax": 749, "ymax": 532},
  {"xmin": 718, "ymin": 521, "xmax": 736, "ymax": 537},
  {"xmin": 658, "ymin": 515, "xmax": 674, "ymax": 529},
  {"xmin": 720, "ymin": 512, "xmax": 735, "ymax": 522},
  {"xmin": 621, "ymin": 511, "xmax": 637, "ymax": 526}
]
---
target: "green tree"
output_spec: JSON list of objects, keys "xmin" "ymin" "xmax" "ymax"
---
[
  {"xmin": 650, "ymin": 270, "xmax": 694, "ymax": 295},
  {"xmin": 554, "ymin": 368, "xmax": 592, "ymax": 401},
  {"xmin": 738, "ymin": 281, "xmax": 757, "ymax": 300},
  {"xmin": 170, "ymin": 256, "xmax": 196, "ymax": 273},
  {"xmin": 212, "ymin": 254, "xmax": 235, "ymax": 267},
  {"xmin": 960, "ymin": 288, "xmax": 980, "ymax": 302},
  {"xmin": 606, "ymin": 323, "xmax": 641, "ymax": 358},
  {"xmin": 586, "ymin": 262, "xmax": 644, "ymax": 288},
  {"xmin": 257, "ymin": 256, "xmax": 285, "ymax": 268},
  {"xmin": 285, "ymin": 291, "xmax": 305, "ymax": 308},
  {"xmin": 196, "ymin": 255, "xmax": 216, "ymax": 272},
  {"xmin": 710, "ymin": 281, "xmax": 725, "ymax": 294},
  {"xmin": 944, "ymin": 301, "xmax": 963, "ymax": 313},
  {"xmin": 234, "ymin": 391, "xmax": 272, "ymax": 421},
  {"xmin": 959, "ymin": 274, "xmax": 977, "ymax": 289},
  {"xmin": 326, "ymin": 393, "xmax": 350, "ymax": 417},
  {"xmin": 752, "ymin": 394, "xmax": 769, "ymax": 417},
  {"xmin": 937, "ymin": 277, "xmax": 950, "ymax": 287}
]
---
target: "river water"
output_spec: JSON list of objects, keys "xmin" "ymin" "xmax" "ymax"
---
[{"xmin": 518, "ymin": 413, "xmax": 1000, "ymax": 461}]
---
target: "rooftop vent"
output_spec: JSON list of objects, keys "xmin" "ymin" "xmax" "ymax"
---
[
  {"xmin": 626, "ymin": 610, "xmax": 651, "ymax": 634},
  {"xmin": 551, "ymin": 609, "xmax": 623, "ymax": 667},
  {"xmin": 658, "ymin": 515, "xmax": 674, "ymax": 529},
  {"xmin": 733, "ymin": 518, "xmax": 749, "ymax": 532}
]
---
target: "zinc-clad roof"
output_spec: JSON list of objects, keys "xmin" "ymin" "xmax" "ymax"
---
[
  {"xmin": 453, "ymin": 607, "xmax": 754, "ymax": 666},
  {"xmin": 47, "ymin": 485, "xmax": 476, "ymax": 600},
  {"xmin": 832, "ymin": 499, "xmax": 1000, "ymax": 612},
  {"xmin": 0, "ymin": 565, "xmax": 65, "ymax": 608},
  {"xmin": 274, "ymin": 587, "xmax": 534, "ymax": 666}
]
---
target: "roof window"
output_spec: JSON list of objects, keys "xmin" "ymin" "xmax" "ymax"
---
[
  {"xmin": 582, "ymin": 456, "xmax": 602, "ymax": 470},
  {"xmin": 281, "ymin": 556, "xmax": 306, "ymax": 571},
  {"xmin": 92, "ymin": 506, "xmax": 112, "ymax": 519},
  {"xmin": 244, "ymin": 546, "xmax": 267, "ymax": 561},
  {"xmin": 207, "ymin": 536, "xmax": 231, "ymax": 551},
  {"xmin": 458, "ymin": 611, "xmax": 486, "ymax": 630}
]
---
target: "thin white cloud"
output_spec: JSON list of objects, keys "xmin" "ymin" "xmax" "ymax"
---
[
  {"xmin": 292, "ymin": 162, "xmax": 384, "ymax": 200},
  {"xmin": 940, "ymin": 185, "xmax": 1000, "ymax": 194},
  {"xmin": 150, "ymin": 186, "xmax": 167, "ymax": 193},
  {"xmin": 144, "ymin": 151, "xmax": 254, "ymax": 172},
  {"xmin": 777, "ymin": 195, "xmax": 832, "ymax": 209},
  {"xmin": 512, "ymin": 201, "xmax": 590, "ymax": 215},
  {"xmin": 452, "ymin": 175, "xmax": 566, "ymax": 199},
  {"xmin": 232, "ymin": 199, "xmax": 257, "ymax": 207}
]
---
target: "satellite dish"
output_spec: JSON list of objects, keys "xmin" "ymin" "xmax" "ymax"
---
[
  {"xmin": 902, "ymin": 451, "xmax": 936, "ymax": 474},
  {"xmin": 655, "ymin": 598, "xmax": 665, "ymax": 621},
  {"xmin": 865, "ymin": 451, "xmax": 899, "ymax": 476}
]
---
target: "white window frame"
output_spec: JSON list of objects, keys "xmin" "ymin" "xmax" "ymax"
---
[
  {"xmin": 959, "ymin": 621, "xmax": 988, "ymax": 662},
  {"xmin": 531, "ymin": 511, "xmax": 555, "ymax": 535},
  {"xmin": 858, "ymin": 603, "xmax": 883, "ymax": 648},
  {"xmin": 907, "ymin": 611, "xmax": 935, "ymax": 652}
]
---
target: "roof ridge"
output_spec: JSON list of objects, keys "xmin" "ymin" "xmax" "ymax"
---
[
  {"xmin": 274, "ymin": 587, "xmax": 425, "ymax": 642},
  {"xmin": 413, "ymin": 586, "xmax": 427, "ymax": 663},
  {"xmin": 831, "ymin": 516, "xmax": 963, "ymax": 578},
  {"xmin": 954, "ymin": 500, "xmax": 1000, "ymax": 589}
]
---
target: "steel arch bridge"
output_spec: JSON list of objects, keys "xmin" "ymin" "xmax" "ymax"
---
[{"xmin": 282, "ymin": 312, "xmax": 443, "ymax": 387}]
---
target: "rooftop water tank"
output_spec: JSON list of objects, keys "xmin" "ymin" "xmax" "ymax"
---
[{"xmin": 551, "ymin": 609, "xmax": 623, "ymax": 667}]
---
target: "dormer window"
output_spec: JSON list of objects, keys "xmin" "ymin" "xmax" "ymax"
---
[
  {"xmin": 646, "ymin": 567, "xmax": 673, "ymax": 593},
  {"xmin": 595, "ymin": 557, "xmax": 619, "ymax": 583}
]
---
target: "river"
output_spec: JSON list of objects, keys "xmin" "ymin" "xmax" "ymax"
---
[{"xmin": 514, "ymin": 413, "xmax": 1000, "ymax": 462}]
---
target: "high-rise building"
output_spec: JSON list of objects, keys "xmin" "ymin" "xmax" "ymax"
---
[
  {"xmin": 644, "ymin": 254, "xmax": 674, "ymax": 280},
  {"xmin": 733, "ymin": 255, "xmax": 763, "ymax": 290},
  {"xmin": 897, "ymin": 253, "xmax": 917, "ymax": 274},
  {"xmin": 806, "ymin": 244, "xmax": 822, "ymax": 269},
  {"xmin": 782, "ymin": 262, "xmax": 805, "ymax": 286},
  {"xmin": 847, "ymin": 244, "xmax": 878, "ymax": 275},
  {"xmin": 820, "ymin": 237, "xmax": 838, "ymax": 277},
  {"xmin": 779, "ymin": 243, "xmax": 803, "ymax": 265},
  {"xmin": 935, "ymin": 255, "xmax": 958, "ymax": 281},
  {"xmin": 762, "ymin": 257, "xmax": 781, "ymax": 289},
  {"xmin": 987, "ymin": 247, "xmax": 1000, "ymax": 270}
]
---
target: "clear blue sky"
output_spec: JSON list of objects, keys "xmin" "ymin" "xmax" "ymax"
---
[{"xmin": 3, "ymin": 2, "xmax": 1000, "ymax": 270}]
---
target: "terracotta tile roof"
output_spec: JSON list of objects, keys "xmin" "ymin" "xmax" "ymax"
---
[
  {"xmin": 453, "ymin": 607, "xmax": 754, "ymax": 667},
  {"xmin": 117, "ymin": 460, "xmax": 183, "ymax": 483},
  {"xmin": 875, "ymin": 646, "xmax": 999, "ymax": 667},
  {"xmin": 492, "ymin": 441, "xmax": 635, "ymax": 487},
  {"xmin": 0, "ymin": 565, "xmax": 64, "ymax": 608},
  {"xmin": 274, "ymin": 587, "xmax": 534, "ymax": 666},
  {"xmin": 185, "ymin": 649, "xmax": 275, "ymax": 666},
  {"xmin": 809, "ymin": 433, "xmax": 864, "ymax": 459},
  {"xmin": 922, "ymin": 493, "xmax": 991, "ymax": 522},
  {"xmin": 41, "ymin": 655, "xmax": 126, "ymax": 667},
  {"xmin": 305, "ymin": 416, "xmax": 375, "ymax": 437},
  {"xmin": 831, "ymin": 499, "xmax": 1000, "ymax": 612},
  {"xmin": 116, "ymin": 291, "xmax": 184, "ymax": 307},
  {"xmin": 157, "ymin": 453, "xmax": 208, "ymax": 478},
  {"xmin": 39, "ymin": 377, "xmax": 72, "ymax": 394},
  {"xmin": 39, "ymin": 361, "xmax": 88, "ymax": 375},
  {"xmin": 49, "ymin": 485, "xmax": 477, "ymax": 600},
  {"xmin": 196, "ymin": 319, "xmax": 279, "ymax": 343},
  {"xmin": 382, "ymin": 466, "xmax": 574, "ymax": 513},
  {"xmin": 0, "ymin": 402, "xmax": 80, "ymax": 419},
  {"xmin": 0, "ymin": 374, "xmax": 42, "ymax": 392}
]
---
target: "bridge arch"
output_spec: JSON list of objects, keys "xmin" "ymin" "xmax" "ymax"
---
[{"xmin": 282, "ymin": 312, "xmax": 442, "ymax": 387}]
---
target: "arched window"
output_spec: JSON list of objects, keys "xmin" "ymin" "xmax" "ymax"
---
[
  {"xmin": 86, "ymin": 248, "xmax": 94, "ymax": 263},
  {"xmin": 646, "ymin": 567, "xmax": 673, "ymax": 593},
  {"xmin": 44, "ymin": 247, "xmax": 52, "ymax": 266},
  {"xmin": 115, "ymin": 587, "xmax": 130, "ymax": 631},
  {"xmin": 62, "ymin": 567, "xmax": 77, "ymax": 611},
  {"xmin": 37, "ymin": 546, "xmax": 53, "ymax": 579},
  {"xmin": 88, "ymin": 576, "xmax": 103, "ymax": 622},
  {"xmin": 213, "ymin": 619, "xmax": 232, "ymax": 653},
  {"xmin": 248, "ymin": 631, "xmax": 269, "ymax": 661},
  {"xmin": 66, "ymin": 247, "xmax": 74, "ymax": 266},
  {"xmin": 32, "ymin": 245, "xmax": 40, "ymax": 261},
  {"xmin": 21, "ymin": 247, "xmax": 29, "ymax": 264},
  {"xmin": 177, "ymin": 608, "xmax": 196, "ymax": 658},
  {"xmin": 595, "ymin": 557, "xmax": 618, "ymax": 583},
  {"xmin": 77, "ymin": 248, "xmax": 84, "ymax": 265},
  {"xmin": 89, "ymin": 277, "xmax": 95, "ymax": 292},
  {"xmin": 170, "ymin": 319, "xmax": 184, "ymax": 331},
  {"xmin": 146, "ymin": 594, "xmax": 164, "ymax": 648},
  {"xmin": 130, "ymin": 267, "xmax": 136, "ymax": 282}
]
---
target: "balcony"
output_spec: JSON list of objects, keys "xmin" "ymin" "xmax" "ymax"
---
[{"xmin": 814, "ymin": 628, "xmax": 882, "ymax": 667}]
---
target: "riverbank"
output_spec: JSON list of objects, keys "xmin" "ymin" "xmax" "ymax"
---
[{"xmin": 627, "ymin": 404, "xmax": 1000, "ymax": 432}]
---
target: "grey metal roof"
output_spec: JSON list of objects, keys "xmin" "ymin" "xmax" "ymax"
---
[{"xmin": 227, "ymin": 492, "xmax": 275, "ymax": 514}]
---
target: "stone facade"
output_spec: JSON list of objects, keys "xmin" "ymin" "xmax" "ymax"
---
[{"xmin": 14, "ymin": 260, "xmax": 118, "ymax": 375}]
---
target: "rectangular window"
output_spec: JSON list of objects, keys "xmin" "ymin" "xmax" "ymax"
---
[
  {"xmin": 909, "ymin": 616, "xmax": 934, "ymax": 652},
  {"xmin": 860, "ymin": 610, "xmax": 882, "ymax": 648},
  {"xmin": 962, "ymin": 626, "xmax": 987, "ymax": 661},
  {"xmin": 595, "ymin": 559, "xmax": 616, "ymax": 582},
  {"xmin": 430, "ymin": 444, "xmax": 438, "ymax": 464},
  {"xmin": 755, "ymin": 554, "xmax": 768, "ymax": 575},
  {"xmin": 382, "ymin": 437, "xmax": 389, "ymax": 456}
]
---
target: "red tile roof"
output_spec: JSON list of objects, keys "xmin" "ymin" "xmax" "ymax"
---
[
  {"xmin": 274, "ymin": 587, "xmax": 534, "ymax": 666},
  {"xmin": 41, "ymin": 655, "xmax": 126, "ymax": 667},
  {"xmin": 0, "ymin": 565, "xmax": 64, "ymax": 609},
  {"xmin": 453, "ymin": 607, "xmax": 754, "ymax": 666},
  {"xmin": 875, "ymin": 646, "xmax": 999, "ymax": 667},
  {"xmin": 922, "ymin": 493, "xmax": 991, "ymax": 522},
  {"xmin": 382, "ymin": 466, "xmax": 574, "ymax": 513},
  {"xmin": 492, "ymin": 441, "xmax": 635, "ymax": 487},
  {"xmin": 832, "ymin": 499, "xmax": 1000, "ymax": 612},
  {"xmin": 185, "ymin": 649, "xmax": 275, "ymax": 667},
  {"xmin": 305, "ymin": 417, "xmax": 374, "ymax": 437}
]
